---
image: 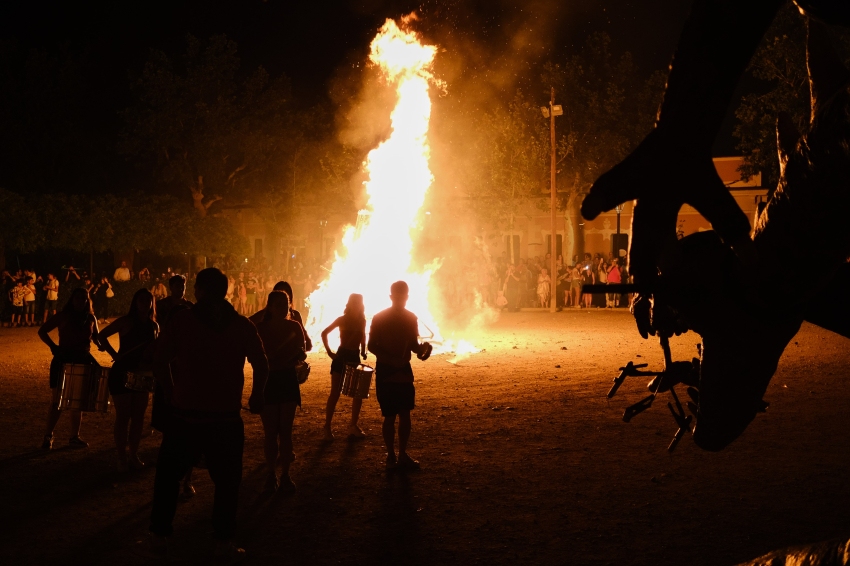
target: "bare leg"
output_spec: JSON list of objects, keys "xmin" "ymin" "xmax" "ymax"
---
[
  {"xmin": 397, "ymin": 411, "xmax": 411, "ymax": 455},
  {"xmin": 350, "ymin": 398, "xmax": 363, "ymax": 428},
  {"xmin": 113, "ymin": 394, "xmax": 132, "ymax": 461},
  {"xmin": 45, "ymin": 388, "xmax": 62, "ymax": 437},
  {"xmin": 279, "ymin": 402, "xmax": 297, "ymax": 480},
  {"xmin": 260, "ymin": 404, "xmax": 281, "ymax": 479},
  {"xmin": 69, "ymin": 410, "xmax": 82, "ymax": 439},
  {"xmin": 324, "ymin": 372, "xmax": 342, "ymax": 438},
  {"xmin": 128, "ymin": 391, "xmax": 150, "ymax": 461},
  {"xmin": 382, "ymin": 416, "xmax": 396, "ymax": 455}
]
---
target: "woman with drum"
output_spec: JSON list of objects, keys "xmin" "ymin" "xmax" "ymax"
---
[
  {"xmin": 38, "ymin": 287, "xmax": 101, "ymax": 450},
  {"xmin": 98, "ymin": 288, "xmax": 159, "ymax": 472},
  {"xmin": 256, "ymin": 290, "xmax": 307, "ymax": 494},
  {"xmin": 320, "ymin": 293, "xmax": 367, "ymax": 441}
]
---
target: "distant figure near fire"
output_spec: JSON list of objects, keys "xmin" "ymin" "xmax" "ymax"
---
[
  {"xmin": 367, "ymin": 281, "xmax": 432, "ymax": 470},
  {"xmin": 321, "ymin": 293, "xmax": 368, "ymax": 441}
]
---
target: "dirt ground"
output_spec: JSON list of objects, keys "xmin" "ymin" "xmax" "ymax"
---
[{"xmin": 1, "ymin": 309, "xmax": 849, "ymax": 565}]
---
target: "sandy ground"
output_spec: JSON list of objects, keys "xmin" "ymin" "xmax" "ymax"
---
[{"xmin": 1, "ymin": 309, "xmax": 849, "ymax": 565}]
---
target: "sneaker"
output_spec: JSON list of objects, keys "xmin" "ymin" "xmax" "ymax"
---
[
  {"xmin": 385, "ymin": 453, "xmax": 397, "ymax": 470},
  {"xmin": 347, "ymin": 424, "xmax": 366, "ymax": 439},
  {"xmin": 41, "ymin": 434, "xmax": 53, "ymax": 450},
  {"xmin": 213, "ymin": 540, "xmax": 246, "ymax": 564},
  {"xmin": 398, "ymin": 452, "xmax": 420, "ymax": 470},
  {"xmin": 182, "ymin": 480, "xmax": 196, "ymax": 499},
  {"xmin": 128, "ymin": 454, "xmax": 145, "ymax": 471},
  {"xmin": 68, "ymin": 436, "xmax": 88, "ymax": 449}
]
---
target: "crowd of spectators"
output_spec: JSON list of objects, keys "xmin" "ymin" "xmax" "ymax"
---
[
  {"xmin": 493, "ymin": 251, "xmax": 631, "ymax": 311},
  {"xmin": 1, "ymin": 254, "xmax": 330, "ymax": 328},
  {"xmin": 2, "ymin": 249, "xmax": 629, "ymax": 326}
]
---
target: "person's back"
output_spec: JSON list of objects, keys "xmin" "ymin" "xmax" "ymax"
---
[
  {"xmin": 162, "ymin": 302, "xmax": 263, "ymax": 413},
  {"xmin": 338, "ymin": 315, "xmax": 366, "ymax": 351},
  {"xmin": 150, "ymin": 267, "xmax": 268, "ymax": 554},
  {"xmin": 369, "ymin": 306, "xmax": 419, "ymax": 372}
]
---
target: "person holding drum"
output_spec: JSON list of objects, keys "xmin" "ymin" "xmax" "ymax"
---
[
  {"xmin": 256, "ymin": 290, "xmax": 306, "ymax": 494},
  {"xmin": 149, "ymin": 268, "xmax": 268, "ymax": 560},
  {"xmin": 98, "ymin": 288, "xmax": 159, "ymax": 472},
  {"xmin": 320, "ymin": 293, "xmax": 367, "ymax": 441},
  {"xmin": 367, "ymin": 281, "xmax": 432, "ymax": 470},
  {"xmin": 38, "ymin": 287, "xmax": 101, "ymax": 450}
]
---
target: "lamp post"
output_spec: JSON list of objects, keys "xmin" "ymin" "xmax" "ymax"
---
[
  {"xmin": 615, "ymin": 204, "xmax": 623, "ymax": 235},
  {"xmin": 541, "ymin": 88, "xmax": 563, "ymax": 313}
]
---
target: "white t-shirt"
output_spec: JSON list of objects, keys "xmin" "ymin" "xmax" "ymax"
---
[
  {"xmin": 113, "ymin": 267, "xmax": 131, "ymax": 282},
  {"xmin": 46, "ymin": 279, "xmax": 59, "ymax": 301}
]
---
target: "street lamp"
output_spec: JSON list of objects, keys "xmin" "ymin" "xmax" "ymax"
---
[
  {"xmin": 615, "ymin": 204, "xmax": 623, "ymax": 235},
  {"xmin": 541, "ymin": 88, "xmax": 562, "ymax": 313}
]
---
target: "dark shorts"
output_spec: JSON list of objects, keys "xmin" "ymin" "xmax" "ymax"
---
[
  {"xmin": 330, "ymin": 347, "xmax": 361, "ymax": 375},
  {"xmin": 11, "ymin": 305, "xmax": 23, "ymax": 316},
  {"xmin": 45, "ymin": 300, "xmax": 58, "ymax": 312},
  {"xmin": 24, "ymin": 302, "xmax": 35, "ymax": 314},
  {"xmin": 264, "ymin": 368, "xmax": 301, "ymax": 406},
  {"xmin": 375, "ymin": 380, "xmax": 415, "ymax": 417}
]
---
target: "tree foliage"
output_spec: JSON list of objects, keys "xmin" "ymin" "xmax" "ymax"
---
[
  {"xmin": 121, "ymin": 34, "xmax": 299, "ymax": 214},
  {"xmin": 734, "ymin": 5, "xmax": 850, "ymax": 187},
  {"xmin": 464, "ymin": 32, "xmax": 664, "ymax": 230},
  {"xmin": 0, "ymin": 188, "xmax": 248, "ymax": 258}
]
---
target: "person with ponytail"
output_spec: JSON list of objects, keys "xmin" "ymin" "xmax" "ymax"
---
[
  {"xmin": 320, "ymin": 293, "xmax": 368, "ymax": 441},
  {"xmin": 256, "ymin": 290, "xmax": 306, "ymax": 493}
]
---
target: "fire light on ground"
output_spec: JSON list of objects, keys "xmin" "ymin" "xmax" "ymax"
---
[{"xmin": 304, "ymin": 16, "xmax": 478, "ymax": 362}]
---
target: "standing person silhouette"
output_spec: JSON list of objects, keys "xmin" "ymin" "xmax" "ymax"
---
[
  {"xmin": 320, "ymin": 293, "xmax": 368, "ymax": 441},
  {"xmin": 367, "ymin": 281, "xmax": 432, "ymax": 470},
  {"xmin": 38, "ymin": 288, "xmax": 101, "ymax": 449},
  {"xmin": 250, "ymin": 280, "xmax": 312, "ymax": 351},
  {"xmin": 256, "ymin": 290, "xmax": 306, "ymax": 494},
  {"xmin": 148, "ymin": 268, "xmax": 268, "ymax": 561},
  {"xmin": 99, "ymin": 288, "xmax": 159, "ymax": 472}
]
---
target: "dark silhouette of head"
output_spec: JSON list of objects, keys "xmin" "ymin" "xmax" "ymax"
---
[
  {"xmin": 168, "ymin": 275, "xmax": 186, "ymax": 298},
  {"xmin": 194, "ymin": 268, "xmax": 228, "ymax": 302},
  {"xmin": 390, "ymin": 281, "xmax": 409, "ymax": 309}
]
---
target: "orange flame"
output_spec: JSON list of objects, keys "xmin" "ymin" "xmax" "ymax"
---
[{"xmin": 305, "ymin": 17, "xmax": 476, "ymax": 360}]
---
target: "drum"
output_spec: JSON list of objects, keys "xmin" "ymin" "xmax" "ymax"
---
[
  {"xmin": 58, "ymin": 363, "xmax": 111, "ymax": 413},
  {"xmin": 125, "ymin": 370, "xmax": 155, "ymax": 393},
  {"xmin": 341, "ymin": 364, "xmax": 374, "ymax": 400}
]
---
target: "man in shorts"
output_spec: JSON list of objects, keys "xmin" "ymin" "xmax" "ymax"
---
[
  {"xmin": 367, "ymin": 281, "xmax": 432, "ymax": 470},
  {"xmin": 43, "ymin": 273, "xmax": 59, "ymax": 323}
]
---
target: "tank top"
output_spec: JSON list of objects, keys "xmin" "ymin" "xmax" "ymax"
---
[{"xmin": 58, "ymin": 313, "xmax": 96, "ymax": 352}]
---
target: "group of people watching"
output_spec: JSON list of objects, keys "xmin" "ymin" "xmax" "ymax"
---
[
  {"xmin": 2, "ymin": 267, "xmax": 114, "ymax": 327},
  {"xmin": 496, "ymin": 252, "xmax": 630, "ymax": 311},
  {"xmin": 34, "ymin": 268, "xmax": 432, "ymax": 560}
]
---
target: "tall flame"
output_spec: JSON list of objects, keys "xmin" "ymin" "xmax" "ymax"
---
[{"xmin": 305, "ymin": 17, "xmax": 455, "ymax": 352}]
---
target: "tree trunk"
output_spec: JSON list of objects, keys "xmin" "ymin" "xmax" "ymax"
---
[{"xmin": 564, "ymin": 193, "xmax": 583, "ymax": 263}]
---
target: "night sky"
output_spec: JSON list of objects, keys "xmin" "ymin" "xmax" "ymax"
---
[{"xmin": 0, "ymin": 1, "xmax": 743, "ymax": 156}]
